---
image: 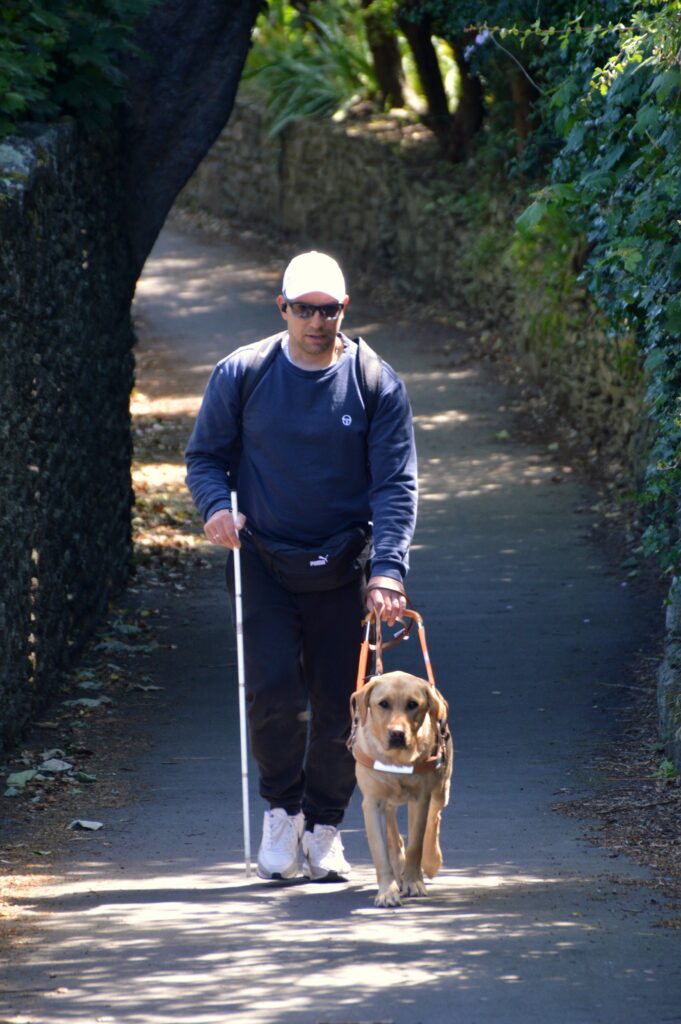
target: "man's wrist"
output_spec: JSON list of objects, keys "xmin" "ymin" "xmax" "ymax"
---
[
  {"xmin": 204, "ymin": 503, "xmax": 231, "ymax": 524},
  {"xmin": 366, "ymin": 575, "xmax": 406, "ymax": 597}
]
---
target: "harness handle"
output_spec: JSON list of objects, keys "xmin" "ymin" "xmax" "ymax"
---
[{"xmin": 355, "ymin": 609, "xmax": 436, "ymax": 691}]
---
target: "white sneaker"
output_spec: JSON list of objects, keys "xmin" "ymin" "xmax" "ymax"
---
[
  {"xmin": 302, "ymin": 825, "xmax": 351, "ymax": 881},
  {"xmin": 256, "ymin": 809, "xmax": 304, "ymax": 880}
]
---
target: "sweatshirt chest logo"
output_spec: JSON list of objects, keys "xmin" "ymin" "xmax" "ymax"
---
[{"xmin": 342, "ymin": 415, "xmax": 352, "ymax": 426}]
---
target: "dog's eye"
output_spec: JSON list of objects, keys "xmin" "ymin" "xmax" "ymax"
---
[
  {"xmin": 406, "ymin": 699, "xmax": 419, "ymax": 710},
  {"xmin": 378, "ymin": 699, "xmax": 390, "ymax": 709}
]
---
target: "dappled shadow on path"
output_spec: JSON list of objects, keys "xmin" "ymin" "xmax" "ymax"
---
[{"xmin": 9, "ymin": 859, "xmax": 654, "ymax": 1024}]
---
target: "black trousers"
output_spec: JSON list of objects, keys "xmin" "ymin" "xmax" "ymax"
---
[{"xmin": 226, "ymin": 544, "xmax": 365, "ymax": 827}]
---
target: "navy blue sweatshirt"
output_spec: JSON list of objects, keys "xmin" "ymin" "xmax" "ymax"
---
[{"xmin": 184, "ymin": 333, "xmax": 417, "ymax": 582}]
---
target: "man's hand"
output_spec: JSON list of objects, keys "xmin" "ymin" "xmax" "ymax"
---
[
  {"xmin": 204, "ymin": 508, "xmax": 246, "ymax": 548},
  {"xmin": 366, "ymin": 575, "xmax": 407, "ymax": 627}
]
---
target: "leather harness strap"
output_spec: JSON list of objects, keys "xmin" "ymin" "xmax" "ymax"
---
[
  {"xmin": 350, "ymin": 607, "xmax": 449, "ymax": 775},
  {"xmin": 375, "ymin": 613, "xmax": 384, "ymax": 675},
  {"xmin": 355, "ymin": 609, "xmax": 436, "ymax": 691}
]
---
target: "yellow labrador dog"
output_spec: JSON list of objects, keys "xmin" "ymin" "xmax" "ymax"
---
[{"xmin": 350, "ymin": 670, "xmax": 453, "ymax": 907}]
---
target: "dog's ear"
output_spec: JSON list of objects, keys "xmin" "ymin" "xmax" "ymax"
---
[
  {"xmin": 425, "ymin": 684, "xmax": 449, "ymax": 732},
  {"xmin": 355, "ymin": 677, "xmax": 379, "ymax": 725}
]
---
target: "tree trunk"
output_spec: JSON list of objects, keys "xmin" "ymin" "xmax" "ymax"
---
[
  {"xmin": 120, "ymin": 0, "xmax": 261, "ymax": 280},
  {"xmin": 450, "ymin": 38, "xmax": 485, "ymax": 154},
  {"xmin": 361, "ymin": 0, "xmax": 405, "ymax": 109},
  {"xmin": 510, "ymin": 68, "xmax": 538, "ymax": 155},
  {"xmin": 395, "ymin": 11, "xmax": 486, "ymax": 162},
  {"xmin": 397, "ymin": 12, "xmax": 451, "ymax": 134}
]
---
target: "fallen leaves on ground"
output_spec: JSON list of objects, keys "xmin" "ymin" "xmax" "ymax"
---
[
  {"xmin": 130, "ymin": 387, "xmax": 212, "ymax": 588},
  {"xmin": 556, "ymin": 657, "xmax": 681, "ymax": 928},
  {"xmin": 0, "ymin": 602, "xmax": 158, "ymax": 927}
]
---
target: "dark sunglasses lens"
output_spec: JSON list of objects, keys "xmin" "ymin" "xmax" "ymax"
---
[{"xmin": 291, "ymin": 302, "xmax": 342, "ymax": 320}]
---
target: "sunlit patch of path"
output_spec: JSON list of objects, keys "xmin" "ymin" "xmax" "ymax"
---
[{"xmin": 9, "ymin": 859, "xmax": 631, "ymax": 1024}]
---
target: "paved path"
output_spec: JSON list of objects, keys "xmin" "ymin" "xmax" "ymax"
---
[{"xmin": 3, "ymin": 228, "xmax": 678, "ymax": 1024}]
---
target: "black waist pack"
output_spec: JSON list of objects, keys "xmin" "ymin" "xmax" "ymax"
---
[{"xmin": 249, "ymin": 525, "xmax": 372, "ymax": 593}]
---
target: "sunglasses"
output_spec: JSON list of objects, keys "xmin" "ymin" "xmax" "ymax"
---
[{"xmin": 284, "ymin": 300, "xmax": 344, "ymax": 321}]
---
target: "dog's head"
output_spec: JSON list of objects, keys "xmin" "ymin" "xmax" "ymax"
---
[{"xmin": 351, "ymin": 671, "xmax": 448, "ymax": 756}]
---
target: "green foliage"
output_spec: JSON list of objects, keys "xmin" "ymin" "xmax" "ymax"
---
[
  {"xmin": 0, "ymin": 1, "xmax": 156, "ymax": 138},
  {"xmin": 513, "ymin": 204, "xmax": 589, "ymax": 346},
  {"xmin": 517, "ymin": 1, "xmax": 681, "ymax": 570},
  {"xmin": 404, "ymin": 1, "xmax": 634, "ymax": 179},
  {"xmin": 243, "ymin": 0, "xmax": 379, "ymax": 134},
  {"xmin": 655, "ymin": 756, "xmax": 678, "ymax": 781},
  {"xmin": 413, "ymin": 0, "xmax": 681, "ymax": 572},
  {"xmin": 243, "ymin": 1, "xmax": 462, "ymax": 131}
]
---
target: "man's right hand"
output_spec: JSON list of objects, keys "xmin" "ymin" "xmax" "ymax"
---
[{"xmin": 204, "ymin": 508, "xmax": 246, "ymax": 548}]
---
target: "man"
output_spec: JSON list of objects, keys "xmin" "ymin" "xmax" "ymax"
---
[{"xmin": 185, "ymin": 251, "xmax": 417, "ymax": 882}]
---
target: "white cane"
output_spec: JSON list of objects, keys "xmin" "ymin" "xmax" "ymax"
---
[{"xmin": 231, "ymin": 490, "xmax": 252, "ymax": 877}]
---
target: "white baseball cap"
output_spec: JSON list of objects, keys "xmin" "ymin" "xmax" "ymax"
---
[{"xmin": 282, "ymin": 251, "xmax": 346, "ymax": 302}]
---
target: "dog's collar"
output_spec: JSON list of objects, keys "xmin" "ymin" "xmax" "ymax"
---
[
  {"xmin": 351, "ymin": 745, "xmax": 445, "ymax": 775},
  {"xmin": 351, "ymin": 716, "xmax": 450, "ymax": 775}
]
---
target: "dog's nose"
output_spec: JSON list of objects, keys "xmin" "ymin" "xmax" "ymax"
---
[{"xmin": 387, "ymin": 728, "xmax": 407, "ymax": 749}]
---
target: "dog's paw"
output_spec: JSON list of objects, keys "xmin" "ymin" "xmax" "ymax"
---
[
  {"xmin": 375, "ymin": 881, "xmax": 402, "ymax": 908},
  {"xmin": 401, "ymin": 875, "xmax": 427, "ymax": 898}
]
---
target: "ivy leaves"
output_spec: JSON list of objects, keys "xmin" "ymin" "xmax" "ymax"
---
[
  {"xmin": 516, "ymin": 1, "xmax": 681, "ymax": 570},
  {"xmin": 0, "ymin": 0, "xmax": 157, "ymax": 138}
]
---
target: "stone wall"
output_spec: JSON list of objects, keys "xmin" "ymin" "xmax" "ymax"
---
[{"xmin": 0, "ymin": 122, "xmax": 134, "ymax": 752}]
